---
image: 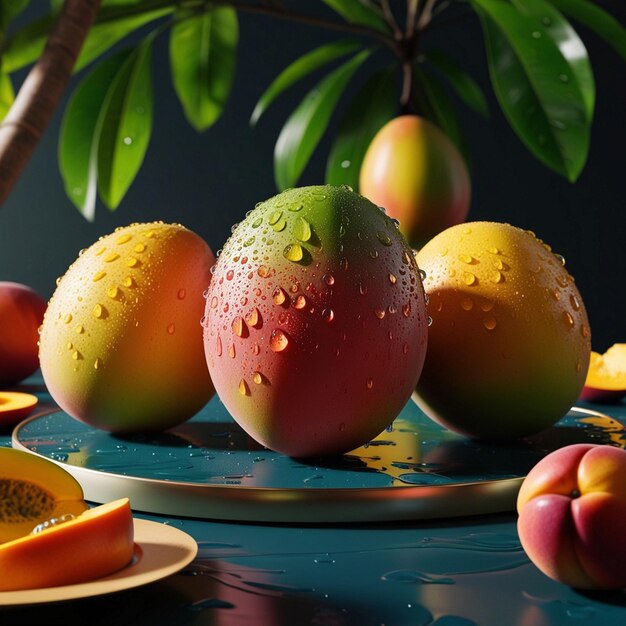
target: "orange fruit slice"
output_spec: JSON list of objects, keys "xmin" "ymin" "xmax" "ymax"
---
[
  {"xmin": 0, "ymin": 498, "xmax": 134, "ymax": 591},
  {"xmin": 0, "ymin": 448, "xmax": 88, "ymax": 543},
  {"xmin": 0, "ymin": 391, "xmax": 38, "ymax": 429},
  {"xmin": 581, "ymin": 344, "xmax": 626, "ymax": 402}
]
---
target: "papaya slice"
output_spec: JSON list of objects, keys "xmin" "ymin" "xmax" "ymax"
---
[
  {"xmin": 0, "ymin": 498, "xmax": 134, "ymax": 591},
  {"xmin": 581, "ymin": 344, "xmax": 626, "ymax": 402},
  {"xmin": 0, "ymin": 447, "xmax": 88, "ymax": 543},
  {"xmin": 0, "ymin": 391, "xmax": 38, "ymax": 429}
]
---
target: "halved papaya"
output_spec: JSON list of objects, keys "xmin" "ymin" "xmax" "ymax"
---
[
  {"xmin": 0, "ymin": 391, "xmax": 38, "ymax": 429},
  {"xmin": 0, "ymin": 498, "xmax": 134, "ymax": 590},
  {"xmin": 0, "ymin": 447, "xmax": 88, "ymax": 543},
  {"xmin": 581, "ymin": 344, "xmax": 626, "ymax": 402}
]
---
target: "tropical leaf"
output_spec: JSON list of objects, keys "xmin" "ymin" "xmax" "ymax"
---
[
  {"xmin": 0, "ymin": 0, "xmax": 29, "ymax": 26},
  {"xmin": 3, "ymin": 2, "xmax": 171, "ymax": 74},
  {"xmin": 75, "ymin": 7, "xmax": 170, "ymax": 72},
  {"xmin": 97, "ymin": 39, "xmax": 154, "ymax": 210},
  {"xmin": 251, "ymin": 40, "xmax": 361, "ymax": 126},
  {"xmin": 0, "ymin": 73, "xmax": 14, "ymax": 121},
  {"xmin": 548, "ymin": 0, "xmax": 626, "ymax": 61},
  {"xmin": 413, "ymin": 64, "xmax": 469, "ymax": 164},
  {"xmin": 422, "ymin": 49, "xmax": 489, "ymax": 118},
  {"xmin": 512, "ymin": 0, "xmax": 594, "ymax": 122},
  {"xmin": 169, "ymin": 7, "xmax": 238, "ymax": 132},
  {"xmin": 59, "ymin": 50, "xmax": 132, "ymax": 220},
  {"xmin": 325, "ymin": 67, "xmax": 397, "ymax": 189},
  {"xmin": 471, "ymin": 0, "xmax": 593, "ymax": 182},
  {"xmin": 321, "ymin": 0, "xmax": 389, "ymax": 33},
  {"xmin": 274, "ymin": 48, "xmax": 372, "ymax": 190}
]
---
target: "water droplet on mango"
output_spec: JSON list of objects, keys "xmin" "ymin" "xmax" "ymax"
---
[
  {"xmin": 273, "ymin": 287, "xmax": 287, "ymax": 305},
  {"xmin": 461, "ymin": 297, "xmax": 473, "ymax": 311},
  {"xmin": 463, "ymin": 272, "xmax": 477, "ymax": 286},
  {"xmin": 270, "ymin": 329, "xmax": 289, "ymax": 352},
  {"xmin": 232, "ymin": 317, "xmax": 246, "ymax": 337},
  {"xmin": 283, "ymin": 243, "xmax": 304, "ymax": 262},
  {"xmin": 294, "ymin": 217, "xmax": 312, "ymax": 242},
  {"xmin": 376, "ymin": 231, "xmax": 392, "ymax": 246},
  {"xmin": 483, "ymin": 317, "xmax": 497, "ymax": 330},
  {"xmin": 268, "ymin": 210, "xmax": 283, "ymax": 225}
]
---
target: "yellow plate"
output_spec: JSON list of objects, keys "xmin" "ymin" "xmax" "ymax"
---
[{"xmin": 0, "ymin": 518, "xmax": 197, "ymax": 607}]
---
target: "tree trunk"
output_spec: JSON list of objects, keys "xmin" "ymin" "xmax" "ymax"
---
[{"xmin": 0, "ymin": 0, "xmax": 101, "ymax": 207}]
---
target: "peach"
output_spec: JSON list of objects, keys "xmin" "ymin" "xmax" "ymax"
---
[
  {"xmin": 0, "ymin": 282, "xmax": 46, "ymax": 386},
  {"xmin": 359, "ymin": 115, "xmax": 470, "ymax": 248},
  {"xmin": 517, "ymin": 443, "xmax": 626, "ymax": 589}
]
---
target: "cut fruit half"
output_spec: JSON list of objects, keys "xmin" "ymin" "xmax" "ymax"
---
[
  {"xmin": 0, "ymin": 498, "xmax": 134, "ymax": 591},
  {"xmin": 581, "ymin": 344, "xmax": 626, "ymax": 402},
  {"xmin": 0, "ymin": 391, "xmax": 38, "ymax": 428},
  {"xmin": 0, "ymin": 447, "xmax": 88, "ymax": 543}
]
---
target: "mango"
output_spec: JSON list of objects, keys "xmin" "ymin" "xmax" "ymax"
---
[
  {"xmin": 359, "ymin": 115, "xmax": 470, "ymax": 248},
  {"xmin": 39, "ymin": 222, "xmax": 215, "ymax": 433},
  {"xmin": 414, "ymin": 221, "xmax": 591, "ymax": 439},
  {"xmin": 203, "ymin": 185, "xmax": 428, "ymax": 457}
]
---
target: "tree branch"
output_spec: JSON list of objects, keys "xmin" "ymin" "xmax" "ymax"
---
[{"xmin": 0, "ymin": 0, "xmax": 101, "ymax": 208}]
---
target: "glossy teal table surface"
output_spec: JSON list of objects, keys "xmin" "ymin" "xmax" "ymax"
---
[{"xmin": 2, "ymin": 376, "xmax": 626, "ymax": 625}]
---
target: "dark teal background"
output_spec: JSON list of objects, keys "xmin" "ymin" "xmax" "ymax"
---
[{"xmin": 0, "ymin": 2, "xmax": 624, "ymax": 349}]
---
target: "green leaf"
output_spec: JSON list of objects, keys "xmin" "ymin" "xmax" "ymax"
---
[
  {"xmin": 0, "ymin": 73, "xmax": 14, "ymax": 121},
  {"xmin": 321, "ymin": 0, "xmax": 389, "ymax": 33},
  {"xmin": 59, "ymin": 50, "xmax": 132, "ymax": 220},
  {"xmin": 548, "ymin": 0, "xmax": 626, "ymax": 62},
  {"xmin": 422, "ymin": 49, "xmax": 489, "ymax": 118},
  {"xmin": 471, "ymin": 0, "xmax": 592, "ymax": 182},
  {"xmin": 97, "ymin": 39, "xmax": 154, "ymax": 210},
  {"xmin": 251, "ymin": 40, "xmax": 361, "ymax": 126},
  {"xmin": 274, "ymin": 48, "xmax": 372, "ymax": 191},
  {"xmin": 76, "ymin": 7, "xmax": 171, "ymax": 72},
  {"xmin": 1, "ymin": 0, "xmax": 29, "ymax": 26},
  {"xmin": 413, "ymin": 65, "xmax": 470, "ymax": 165},
  {"xmin": 325, "ymin": 67, "xmax": 397, "ymax": 189},
  {"xmin": 513, "ymin": 0, "xmax": 594, "ymax": 123},
  {"xmin": 169, "ymin": 7, "xmax": 238, "ymax": 132},
  {"xmin": 3, "ymin": 2, "xmax": 172, "ymax": 74}
]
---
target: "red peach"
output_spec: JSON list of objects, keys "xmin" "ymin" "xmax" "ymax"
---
[
  {"xmin": 0, "ymin": 282, "xmax": 46, "ymax": 386},
  {"xmin": 517, "ymin": 443, "xmax": 626, "ymax": 589}
]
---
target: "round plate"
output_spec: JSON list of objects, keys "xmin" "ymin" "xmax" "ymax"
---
[
  {"xmin": 0, "ymin": 519, "xmax": 197, "ymax": 607},
  {"xmin": 11, "ymin": 398, "xmax": 626, "ymax": 523}
]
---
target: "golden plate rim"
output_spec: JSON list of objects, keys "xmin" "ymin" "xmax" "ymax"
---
[{"xmin": 10, "ymin": 406, "xmax": 614, "ymax": 523}]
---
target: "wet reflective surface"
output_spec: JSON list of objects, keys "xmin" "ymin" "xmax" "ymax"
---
[
  {"xmin": 2, "ymin": 378, "xmax": 626, "ymax": 624},
  {"xmin": 13, "ymin": 395, "xmax": 626, "ymax": 490}
]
